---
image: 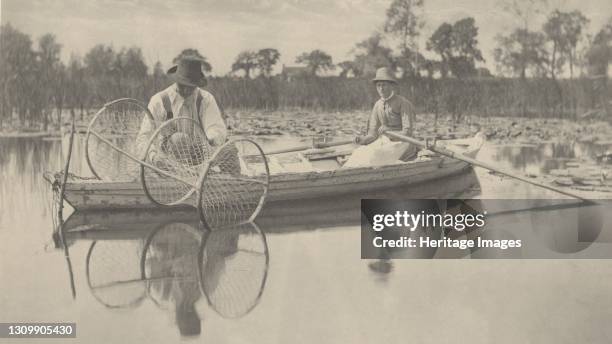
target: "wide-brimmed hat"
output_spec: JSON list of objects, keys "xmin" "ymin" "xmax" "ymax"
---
[
  {"xmin": 167, "ymin": 57, "xmax": 207, "ymax": 87},
  {"xmin": 371, "ymin": 67, "xmax": 397, "ymax": 84}
]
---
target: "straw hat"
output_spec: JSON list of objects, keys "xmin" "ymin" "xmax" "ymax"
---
[
  {"xmin": 167, "ymin": 57, "xmax": 207, "ymax": 87},
  {"xmin": 371, "ymin": 67, "xmax": 397, "ymax": 84}
]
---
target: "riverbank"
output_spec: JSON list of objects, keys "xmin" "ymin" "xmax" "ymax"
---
[
  {"xmin": 2, "ymin": 112, "xmax": 611, "ymax": 145},
  {"xmin": 0, "ymin": 130, "xmax": 61, "ymax": 139}
]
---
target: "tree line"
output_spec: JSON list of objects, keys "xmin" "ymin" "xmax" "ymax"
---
[{"xmin": 1, "ymin": 0, "xmax": 611, "ymax": 131}]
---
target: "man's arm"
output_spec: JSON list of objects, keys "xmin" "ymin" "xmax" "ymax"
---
[
  {"xmin": 199, "ymin": 91, "xmax": 227, "ymax": 146},
  {"xmin": 401, "ymin": 99, "xmax": 416, "ymax": 136},
  {"xmin": 135, "ymin": 95, "xmax": 163, "ymax": 158},
  {"xmin": 358, "ymin": 104, "xmax": 381, "ymax": 145}
]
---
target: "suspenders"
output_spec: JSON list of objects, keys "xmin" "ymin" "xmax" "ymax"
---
[{"xmin": 160, "ymin": 91, "xmax": 204, "ymax": 129}]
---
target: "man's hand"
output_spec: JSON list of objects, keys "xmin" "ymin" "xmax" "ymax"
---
[
  {"xmin": 209, "ymin": 135, "xmax": 225, "ymax": 146},
  {"xmin": 377, "ymin": 125, "xmax": 390, "ymax": 135},
  {"xmin": 401, "ymin": 128, "xmax": 413, "ymax": 137}
]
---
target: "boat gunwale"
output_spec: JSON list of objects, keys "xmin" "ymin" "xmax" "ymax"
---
[{"xmin": 45, "ymin": 136, "xmax": 483, "ymax": 189}]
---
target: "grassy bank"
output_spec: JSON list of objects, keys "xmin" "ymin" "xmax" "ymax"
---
[
  {"xmin": 2, "ymin": 76, "xmax": 610, "ymax": 134},
  {"xmin": 208, "ymin": 76, "xmax": 611, "ymax": 119}
]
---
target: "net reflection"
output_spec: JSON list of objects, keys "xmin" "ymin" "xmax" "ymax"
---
[{"xmin": 69, "ymin": 219, "xmax": 268, "ymax": 338}]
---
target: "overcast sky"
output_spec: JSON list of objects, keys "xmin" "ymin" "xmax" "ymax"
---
[{"xmin": 1, "ymin": 0, "xmax": 610, "ymax": 75}]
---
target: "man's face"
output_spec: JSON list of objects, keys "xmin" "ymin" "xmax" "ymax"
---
[
  {"xmin": 376, "ymin": 81, "xmax": 394, "ymax": 99},
  {"xmin": 177, "ymin": 83, "xmax": 196, "ymax": 99}
]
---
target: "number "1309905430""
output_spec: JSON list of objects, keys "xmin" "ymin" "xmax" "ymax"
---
[{"xmin": 0, "ymin": 323, "xmax": 76, "ymax": 338}]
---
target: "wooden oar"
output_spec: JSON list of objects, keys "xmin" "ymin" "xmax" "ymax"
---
[
  {"xmin": 385, "ymin": 131, "xmax": 590, "ymax": 202},
  {"xmin": 261, "ymin": 139, "xmax": 354, "ymax": 156}
]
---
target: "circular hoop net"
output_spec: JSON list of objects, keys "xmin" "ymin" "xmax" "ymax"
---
[
  {"xmin": 86, "ymin": 98, "xmax": 154, "ymax": 181},
  {"xmin": 141, "ymin": 117, "xmax": 213, "ymax": 206},
  {"xmin": 86, "ymin": 240, "xmax": 147, "ymax": 308},
  {"xmin": 197, "ymin": 139, "xmax": 270, "ymax": 229},
  {"xmin": 140, "ymin": 223, "xmax": 203, "ymax": 310},
  {"xmin": 198, "ymin": 222, "xmax": 269, "ymax": 318}
]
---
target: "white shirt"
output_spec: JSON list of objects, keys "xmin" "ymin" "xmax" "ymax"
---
[{"xmin": 136, "ymin": 84, "xmax": 227, "ymax": 155}]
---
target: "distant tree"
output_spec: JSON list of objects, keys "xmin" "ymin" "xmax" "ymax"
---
[
  {"xmin": 494, "ymin": 28, "xmax": 548, "ymax": 79},
  {"xmin": 84, "ymin": 44, "xmax": 116, "ymax": 76},
  {"xmin": 116, "ymin": 47, "xmax": 147, "ymax": 79},
  {"xmin": 543, "ymin": 10, "xmax": 569, "ymax": 79},
  {"xmin": 543, "ymin": 10, "xmax": 589, "ymax": 79},
  {"xmin": 563, "ymin": 11, "xmax": 589, "ymax": 79},
  {"xmin": 172, "ymin": 48, "xmax": 212, "ymax": 74},
  {"xmin": 337, "ymin": 60, "xmax": 361, "ymax": 77},
  {"xmin": 114, "ymin": 47, "xmax": 148, "ymax": 99},
  {"xmin": 0, "ymin": 24, "xmax": 37, "ymax": 127},
  {"xmin": 66, "ymin": 54, "xmax": 88, "ymax": 118},
  {"xmin": 427, "ymin": 23, "xmax": 453, "ymax": 77},
  {"xmin": 586, "ymin": 17, "xmax": 612, "ymax": 116},
  {"xmin": 35, "ymin": 34, "xmax": 63, "ymax": 129},
  {"xmin": 351, "ymin": 33, "xmax": 396, "ymax": 77},
  {"xmin": 38, "ymin": 34, "xmax": 69, "ymax": 128},
  {"xmin": 84, "ymin": 44, "xmax": 117, "ymax": 102},
  {"xmin": 587, "ymin": 17, "xmax": 612, "ymax": 77},
  {"xmin": 449, "ymin": 17, "xmax": 484, "ymax": 78},
  {"xmin": 427, "ymin": 18, "xmax": 484, "ymax": 78},
  {"xmin": 231, "ymin": 50, "xmax": 258, "ymax": 78},
  {"xmin": 256, "ymin": 48, "xmax": 280, "ymax": 77},
  {"xmin": 152, "ymin": 61, "xmax": 166, "ymax": 91},
  {"xmin": 295, "ymin": 49, "xmax": 335, "ymax": 75},
  {"xmin": 383, "ymin": 0, "xmax": 424, "ymax": 76}
]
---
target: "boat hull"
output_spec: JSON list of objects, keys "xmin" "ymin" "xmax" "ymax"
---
[{"xmin": 45, "ymin": 137, "xmax": 483, "ymax": 211}]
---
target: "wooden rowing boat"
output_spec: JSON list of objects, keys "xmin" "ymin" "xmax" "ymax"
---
[
  {"xmin": 44, "ymin": 135, "xmax": 484, "ymax": 211},
  {"xmin": 57, "ymin": 169, "xmax": 480, "ymax": 240}
]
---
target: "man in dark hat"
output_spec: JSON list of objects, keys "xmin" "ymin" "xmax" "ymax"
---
[{"xmin": 136, "ymin": 56, "xmax": 227, "ymax": 161}]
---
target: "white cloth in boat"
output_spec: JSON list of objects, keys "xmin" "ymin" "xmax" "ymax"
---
[
  {"xmin": 136, "ymin": 84, "xmax": 227, "ymax": 156},
  {"xmin": 343, "ymin": 136, "xmax": 414, "ymax": 168}
]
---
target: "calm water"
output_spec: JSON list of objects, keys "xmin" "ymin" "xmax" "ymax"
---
[{"xmin": 2, "ymin": 136, "xmax": 612, "ymax": 343}]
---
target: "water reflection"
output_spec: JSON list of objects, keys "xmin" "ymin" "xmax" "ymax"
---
[
  {"xmin": 0, "ymin": 138, "xmax": 62, "ymax": 230},
  {"xmin": 69, "ymin": 218, "xmax": 268, "ymax": 338},
  {"xmin": 491, "ymin": 141, "xmax": 612, "ymax": 174},
  {"xmin": 4, "ymin": 134, "xmax": 612, "ymax": 343}
]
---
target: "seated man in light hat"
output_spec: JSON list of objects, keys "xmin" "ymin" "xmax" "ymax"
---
[
  {"xmin": 136, "ymin": 56, "xmax": 227, "ymax": 165},
  {"xmin": 345, "ymin": 67, "xmax": 417, "ymax": 167}
]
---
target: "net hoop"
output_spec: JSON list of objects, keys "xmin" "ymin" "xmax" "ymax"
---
[
  {"xmin": 197, "ymin": 222, "xmax": 269, "ymax": 318},
  {"xmin": 141, "ymin": 117, "xmax": 210, "ymax": 206},
  {"xmin": 85, "ymin": 98, "xmax": 154, "ymax": 180},
  {"xmin": 86, "ymin": 240, "xmax": 147, "ymax": 309},
  {"xmin": 196, "ymin": 138, "xmax": 270, "ymax": 230}
]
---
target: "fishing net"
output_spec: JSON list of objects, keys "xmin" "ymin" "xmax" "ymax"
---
[
  {"xmin": 197, "ymin": 139, "xmax": 270, "ymax": 229},
  {"xmin": 198, "ymin": 222, "xmax": 268, "ymax": 318},
  {"xmin": 86, "ymin": 98, "xmax": 155, "ymax": 181},
  {"xmin": 86, "ymin": 240, "xmax": 147, "ymax": 309},
  {"xmin": 140, "ymin": 223, "xmax": 203, "ymax": 310},
  {"xmin": 86, "ymin": 98, "xmax": 270, "ymax": 226},
  {"xmin": 141, "ymin": 117, "xmax": 213, "ymax": 206}
]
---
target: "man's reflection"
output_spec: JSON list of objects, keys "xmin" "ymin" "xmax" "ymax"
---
[{"xmin": 142, "ymin": 222, "xmax": 203, "ymax": 337}]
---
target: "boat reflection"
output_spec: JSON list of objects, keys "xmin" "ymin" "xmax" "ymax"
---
[
  {"xmin": 76, "ymin": 220, "xmax": 268, "ymax": 338},
  {"xmin": 51, "ymin": 169, "xmax": 482, "ymax": 337}
]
